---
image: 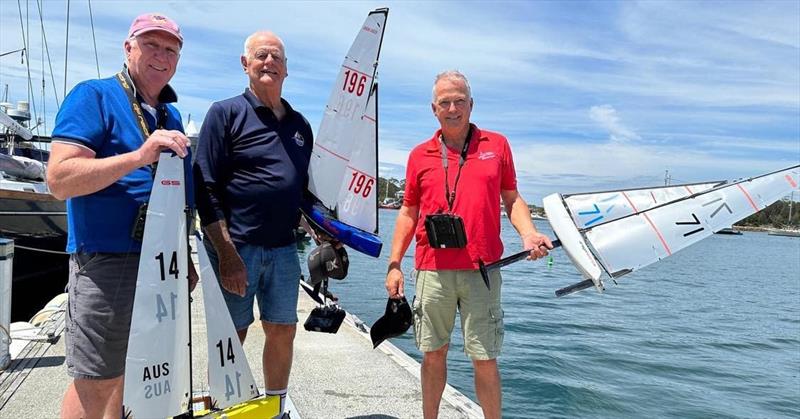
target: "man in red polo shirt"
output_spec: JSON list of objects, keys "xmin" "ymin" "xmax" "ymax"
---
[{"xmin": 385, "ymin": 70, "xmax": 552, "ymax": 419}]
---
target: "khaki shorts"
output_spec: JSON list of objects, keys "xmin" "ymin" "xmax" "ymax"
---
[{"xmin": 412, "ymin": 269, "xmax": 504, "ymax": 360}]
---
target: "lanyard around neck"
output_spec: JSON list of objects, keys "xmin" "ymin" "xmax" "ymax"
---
[
  {"xmin": 115, "ymin": 67, "xmax": 167, "ymax": 175},
  {"xmin": 115, "ymin": 68, "xmax": 167, "ymax": 140},
  {"xmin": 440, "ymin": 125, "xmax": 473, "ymax": 211}
]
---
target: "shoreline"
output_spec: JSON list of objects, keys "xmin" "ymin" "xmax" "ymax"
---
[{"xmin": 732, "ymin": 225, "xmax": 782, "ymax": 232}]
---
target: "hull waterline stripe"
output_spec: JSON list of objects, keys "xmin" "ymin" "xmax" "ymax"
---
[
  {"xmin": 736, "ymin": 184, "xmax": 759, "ymax": 212},
  {"xmin": 643, "ymin": 212, "xmax": 672, "ymax": 256}
]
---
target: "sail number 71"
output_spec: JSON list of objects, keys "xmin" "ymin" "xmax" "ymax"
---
[{"xmin": 348, "ymin": 172, "xmax": 373, "ymax": 198}]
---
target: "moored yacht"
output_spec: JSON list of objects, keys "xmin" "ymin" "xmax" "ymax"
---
[{"xmin": 0, "ymin": 102, "xmax": 68, "ymax": 319}]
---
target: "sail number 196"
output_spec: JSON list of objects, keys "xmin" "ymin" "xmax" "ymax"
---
[
  {"xmin": 348, "ymin": 172, "xmax": 373, "ymax": 198},
  {"xmin": 342, "ymin": 70, "xmax": 367, "ymax": 96}
]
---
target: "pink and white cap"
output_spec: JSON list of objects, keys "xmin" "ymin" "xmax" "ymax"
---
[{"xmin": 128, "ymin": 13, "xmax": 183, "ymax": 46}]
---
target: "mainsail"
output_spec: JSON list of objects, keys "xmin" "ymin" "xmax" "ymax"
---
[
  {"xmin": 124, "ymin": 153, "xmax": 191, "ymax": 417},
  {"xmin": 543, "ymin": 165, "xmax": 800, "ymax": 295},
  {"xmin": 305, "ymin": 8, "xmax": 387, "ymax": 257},
  {"xmin": 196, "ymin": 234, "xmax": 260, "ymax": 410},
  {"xmin": 336, "ymin": 82, "xmax": 378, "ymax": 233},
  {"xmin": 563, "ymin": 181, "xmax": 723, "ymax": 228}
]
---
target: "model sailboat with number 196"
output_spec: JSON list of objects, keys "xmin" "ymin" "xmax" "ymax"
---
[{"xmin": 303, "ymin": 8, "xmax": 388, "ymax": 258}]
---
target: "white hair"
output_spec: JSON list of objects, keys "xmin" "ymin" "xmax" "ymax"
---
[
  {"xmin": 243, "ymin": 31, "xmax": 285, "ymax": 58},
  {"xmin": 432, "ymin": 70, "xmax": 471, "ymax": 102}
]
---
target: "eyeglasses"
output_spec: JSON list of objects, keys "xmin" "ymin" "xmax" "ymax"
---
[
  {"xmin": 436, "ymin": 98, "xmax": 469, "ymax": 109},
  {"xmin": 252, "ymin": 49, "xmax": 285, "ymax": 64}
]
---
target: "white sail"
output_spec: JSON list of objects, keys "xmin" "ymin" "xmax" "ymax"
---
[
  {"xmin": 124, "ymin": 153, "xmax": 191, "ymax": 417},
  {"xmin": 543, "ymin": 165, "xmax": 800, "ymax": 294},
  {"xmin": 335, "ymin": 83, "xmax": 378, "ymax": 233},
  {"xmin": 307, "ymin": 8, "xmax": 387, "ymax": 233},
  {"xmin": 563, "ymin": 181, "xmax": 723, "ymax": 229},
  {"xmin": 585, "ymin": 166, "xmax": 799, "ymax": 277},
  {"xmin": 196, "ymin": 235, "xmax": 260, "ymax": 409}
]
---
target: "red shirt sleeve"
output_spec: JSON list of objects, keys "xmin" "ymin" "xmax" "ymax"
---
[
  {"xmin": 500, "ymin": 137, "xmax": 517, "ymax": 191},
  {"xmin": 403, "ymin": 148, "xmax": 420, "ymax": 206}
]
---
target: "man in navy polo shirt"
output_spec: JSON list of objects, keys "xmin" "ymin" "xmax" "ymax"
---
[
  {"xmin": 193, "ymin": 31, "xmax": 313, "ymax": 416},
  {"xmin": 46, "ymin": 13, "xmax": 196, "ymax": 418}
]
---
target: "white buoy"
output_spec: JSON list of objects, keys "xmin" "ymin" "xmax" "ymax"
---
[{"xmin": 0, "ymin": 238, "xmax": 13, "ymax": 370}]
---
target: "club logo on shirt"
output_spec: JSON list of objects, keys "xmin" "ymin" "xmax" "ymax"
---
[
  {"xmin": 293, "ymin": 132, "xmax": 305, "ymax": 147},
  {"xmin": 478, "ymin": 151, "xmax": 496, "ymax": 160}
]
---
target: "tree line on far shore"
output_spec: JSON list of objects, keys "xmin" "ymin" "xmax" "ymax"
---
[{"xmin": 737, "ymin": 199, "xmax": 798, "ymax": 228}]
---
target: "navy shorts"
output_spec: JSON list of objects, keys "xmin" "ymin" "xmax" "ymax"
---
[
  {"xmin": 65, "ymin": 252, "xmax": 139, "ymax": 380},
  {"xmin": 205, "ymin": 241, "xmax": 301, "ymax": 330}
]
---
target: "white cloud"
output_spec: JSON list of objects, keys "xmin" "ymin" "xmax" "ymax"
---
[
  {"xmin": 2, "ymin": 0, "xmax": 797, "ymax": 201},
  {"xmin": 589, "ymin": 105, "xmax": 641, "ymax": 143}
]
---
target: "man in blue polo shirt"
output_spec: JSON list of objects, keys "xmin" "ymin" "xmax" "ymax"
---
[
  {"xmin": 194, "ymin": 31, "xmax": 312, "ymax": 416},
  {"xmin": 46, "ymin": 13, "xmax": 196, "ymax": 418}
]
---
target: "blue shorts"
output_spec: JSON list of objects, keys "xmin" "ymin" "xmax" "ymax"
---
[{"xmin": 205, "ymin": 241, "xmax": 301, "ymax": 329}]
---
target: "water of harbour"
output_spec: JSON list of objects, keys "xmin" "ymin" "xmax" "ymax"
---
[{"xmin": 298, "ymin": 209, "xmax": 800, "ymax": 419}]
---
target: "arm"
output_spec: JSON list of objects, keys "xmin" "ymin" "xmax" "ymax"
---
[
  {"xmin": 192, "ymin": 104, "xmax": 247, "ymax": 296},
  {"xmin": 385, "ymin": 203, "xmax": 419, "ymax": 298},
  {"xmin": 47, "ymin": 129, "xmax": 189, "ymax": 200},
  {"xmin": 203, "ymin": 220, "xmax": 247, "ymax": 296},
  {"xmin": 501, "ymin": 189, "xmax": 552, "ymax": 260}
]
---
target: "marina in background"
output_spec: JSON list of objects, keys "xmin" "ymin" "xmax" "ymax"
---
[{"xmin": 1, "ymin": 102, "xmax": 68, "ymax": 322}]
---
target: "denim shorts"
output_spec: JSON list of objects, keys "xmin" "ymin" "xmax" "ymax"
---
[
  {"xmin": 65, "ymin": 252, "xmax": 140, "ymax": 379},
  {"xmin": 412, "ymin": 269, "xmax": 504, "ymax": 360},
  {"xmin": 205, "ymin": 241, "xmax": 301, "ymax": 329}
]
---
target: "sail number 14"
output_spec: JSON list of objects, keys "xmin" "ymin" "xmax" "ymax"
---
[
  {"xmin": 154, "ymin": 251, "xmax": 179, "ymax": 323},
  {"xmin": 216, "ymin": 338, "xmax": 245, "ymax": 401}
]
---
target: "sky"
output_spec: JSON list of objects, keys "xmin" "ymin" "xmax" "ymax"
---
[{"xmin": 1, "ymin": 0, "xmax": 799, "ymax": 204}]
